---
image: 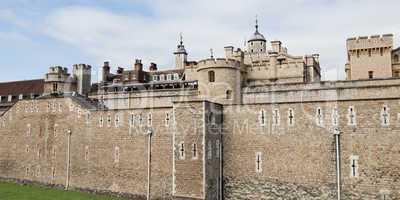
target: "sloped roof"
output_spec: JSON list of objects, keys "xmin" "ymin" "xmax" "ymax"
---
[{"xmin": 0, "ymin": 79, "xmax": 44, "ymax": 96}]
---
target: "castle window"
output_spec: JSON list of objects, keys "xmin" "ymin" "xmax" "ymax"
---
[
  {"xmin": 226, "ymin": 90, "xmax": 232, "ymax": 99},
  {"xmin": 26, "ymin": 166, "xmax": 30, "ymax": 177},
  {"xmin": 215, "ymin": 140, "xmax": 220, "ymax": 158},
  {"xmin": 332, "ymin": 107, "xmax": 339, "ymax": 127},
  {"xmin": 77, "ymin": 107, "xmax": 81, "ymax": 118},
  {"xmin": 86, "ymin": 113, "xmax": 90, "ymax": 124},
  {"xmin": 272, "ymin": 109, "xmax": 280, "ymax": 126},
  {"xmin": 51, "ymin": 167, "xmax": 56, "ymax": 181},
  {"xmin": 85, "ymin": 146, "xmax": 89, "ymax": 161},
  {"xmin": 192, "ymin": 143, "xmax": 197, "ymax": 159},
  {"xmin": 259, "ymin": 109, "xmax": 266, "ymax": 127},
  {"xmin": 350, "ymin": 155, "xmax": 359, "ymax": 178},
  {"xmin": 147, "ymin": 113, "xmax": 152, "ymax": 127},
  {"xmin": 53, "ymin": 124, "xmax": 58, "ymax": 137},
  {"xmin": 107, "ymin": 114, "xmax": 112, "ymax": 127},
  {"xmin": 209, "ymin": 112, "xmax": 216, "ymax": 125},
  {"xmin": 52, "ymin": 83, "xmax": 58, "ymax": 92},
  {"xmin": 36, "ymin": 165, "xmax": 41, "ymax": 177},
  {"xmin": 52, "ymin": 101, "xmax": 57, "ymax": 112},
  {"xmin": 179, "ymin": 142, "xmax": 185, "ymax": 160},
  {"xmin": 36, "ymin": 144, "xmax": 40, "ymax": 159},
  {"xmin": 129, "ymin": 113, "xmax": 135, "ymax": 127},
  {"xmin": 316, "ymin": 107, "xmax": 324, "ymax": 127},
  {"xmin": 381, "ymin": 105, "xmax": 390, "ymax": 126},
  {"xmin": 208, "ymin": 71, "xmax": 215, "ymax": 82},
  {"xmin": 288, "ymin": 108, "xmax": 294, "ymax": 126},
  {"xmin": 395, "ymin": 55, "xmax": 399, "ymax": 63},
  {"xmin": 114, "ymin": 146, "xmax": 120, "ymax": 163},
  {"xmin": 347, "ymin": 106, "xmax": 356, "ymax": 126},
  {"xmin": 99, "ymin": 115, "xmax": 104, "ymax": 127},
  {"xmin": 165, "ymin": 112, "xmax": 170, "ymax": 127},
  {"xmin": 379, "ymin": 190, "xmax": 391, "ymax": 200},
  {"xmin": 138, "ymin": 114, "xmax": 143, "ymax": 126},
  {"xmin": 115, "ymin": 113, "xmax": 120, "ymax": 127},
  {"xmin": 207, "ymin": 140, "xmax": 212, "ymax": 160},
  {"xmin": 255, "ymin": 152, "xmax": 262, "ymax": 173},
  {"xmin": 52, "ymin": 146, "xmax": 56, "ymax": 160},
  {"xmin": 368, "ymin": 71, "xmax": 374, "ymax": 79},
  {"xmin": 26, "ymin": 123, "xmax": 31, "ymax": 137}
]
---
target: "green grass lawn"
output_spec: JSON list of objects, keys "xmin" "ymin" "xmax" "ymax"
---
[{"xmin": 0, "ymin": 181, "xmax": 127, "ymax": 200}]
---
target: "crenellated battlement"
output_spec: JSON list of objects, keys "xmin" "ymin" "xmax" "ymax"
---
[
  {"xmin": 73, "ymin": 63, "xmax": 92, "ymax": 70},
  {"xmin": 48, "ymin": 66, "xmax": 68, "ymax": 74},
  {"xmin": 347, "ymin": 34, "xmax": 393, "ymax": 50},
  {"xmin": 197, "ymin": 58, "xmax": 240, "ymax": 69}
]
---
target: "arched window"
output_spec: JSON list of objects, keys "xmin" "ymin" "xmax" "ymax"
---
[
  {"xmin": 52, "ymin": 83, "xmax": 58, "ymax": 92},
  {"xmin": 226, "ymin": 90, "xmax": 232, "ymax": 99},
  {"xmin": 208, "ymin": 71, "xmax": 215, "ymax": 82}
]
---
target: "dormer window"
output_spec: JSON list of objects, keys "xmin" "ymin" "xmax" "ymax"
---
[
  {"xmin": 167, "ymin": 74, "xmax": 172, "ymax": 81},
  {"xmin": 173, "ymin": 73, "xmax": 179, "ymax": 80},
  {"xmin": 152, "ymin": 75, "xmax": 159, "ymax": 81},
  {"xmin": 160, "ymin": 74, "xmax": 165, "ymax": 81}
]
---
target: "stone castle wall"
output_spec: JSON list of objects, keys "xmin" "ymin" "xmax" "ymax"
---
[
  {"xmin": 223, "ymin": 99, "xmax": 400, "ymax": 199},
  {"xmin": 1, "ymin": 78, "xmax": 400, "ymax": 199},
  {"xmin": 0, "ymin": 98, "xmax": 174, "ymax": 199}
]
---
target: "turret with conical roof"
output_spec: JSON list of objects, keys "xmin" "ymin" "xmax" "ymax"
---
[{"xmin": 247, "ymin": 17, "xmax": 267, "ymax": 54}]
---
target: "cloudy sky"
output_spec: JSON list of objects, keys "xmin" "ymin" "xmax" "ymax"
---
[{"xmin": 0, "ymin": 0, "xmax": 399, "ymax": 82}]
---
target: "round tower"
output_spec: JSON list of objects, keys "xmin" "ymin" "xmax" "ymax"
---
[
  {"xmin": 196, "ymin": 58, "xmax": 242, "ymax": 104},
  {"xmin": 247, "ymin": 18, "xmax": 267, "ymax": 54}
]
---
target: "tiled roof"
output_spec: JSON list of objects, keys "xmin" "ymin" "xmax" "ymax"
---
[{"xmin": 0, "ymin": 79, "xmax": 44, "ymax": 96}]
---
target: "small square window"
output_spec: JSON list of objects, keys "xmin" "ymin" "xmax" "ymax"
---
[{"xmin": 368, "ymin": 71, "xmax": 374, "ymax": 79}]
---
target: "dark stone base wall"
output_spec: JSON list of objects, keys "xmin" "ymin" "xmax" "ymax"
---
[{"xmin": 224, "ymin": 177, "xmax": 336, "ymax": 200}]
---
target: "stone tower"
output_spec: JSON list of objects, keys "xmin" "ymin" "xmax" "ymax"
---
[
  {"xmin": 345, "ymin": 34, "xmax": 393, "ymax": 80},
  {"xmin": 247, "ymin": 18, "xmax": 266, "ymax": 54},
  {"xmin": 174, "ymin": 34, "xmax": 188, "ymax": 69},
  {"xmin": 44, "ymin": 66, "xmax": 73, "ymax": 94},
  {"xmin": 196, "ymin": 58, "xmax": 242, "ymax": 104},
  {"xmin": 72, "ymin": 64, "xmax": 92, "ymax": 96}
]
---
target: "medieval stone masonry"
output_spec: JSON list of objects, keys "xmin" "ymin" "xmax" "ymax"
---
[{"xmin": 0, "ymin": 22, "xmax": 400, "ymax": 200}]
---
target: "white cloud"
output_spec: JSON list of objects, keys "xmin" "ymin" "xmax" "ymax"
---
[{"xmin": 42, "ymin": 0, "xmax": 400, "ymax": 80}]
